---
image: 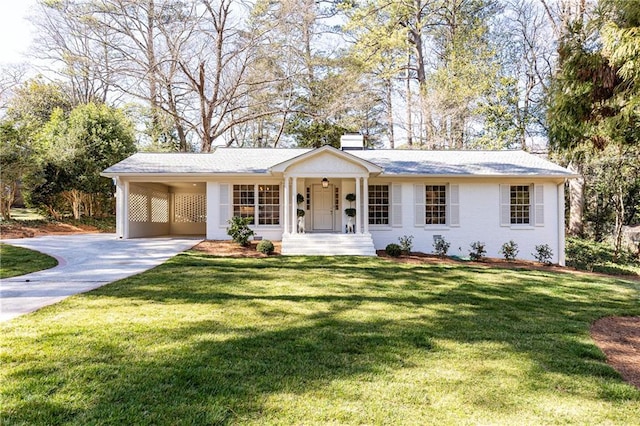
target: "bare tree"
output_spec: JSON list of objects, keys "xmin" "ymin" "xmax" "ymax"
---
[{"xmin": 31, "ymin": 0, "xmax": 115, "ymax": 104}]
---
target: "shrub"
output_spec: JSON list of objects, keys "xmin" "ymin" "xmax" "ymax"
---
[
  {"xmin": 226, "ymin": 216, "xmax": 254, "ymax": 246},
  {"xmin": 345, "ymin": 208, "xmax": 356, "ymax": 217},
  {"xmin": 345, "ymin": 193, "xmax": 356, "ymax": 202},
  {"xmin": 566, "ymin": 238, "xmax": 602, "ymax": 271},
  {"xmin": 297, "ymin": 209, "xmax": 305, "ymax": 217},
  {"xmin": 469, "ymin": 241, "xmax": 486, "ymax": 261},
  {"xmin": 499, "ymin": 240, "xmax": 519, "ymax": 261},
  {"xmin": 398, "ymin": 235, "xmax": 414, "ymax": 254},
  {"xmin": 385, "ymin": 243, "xmax": 402, "ymax": 257},
  {"xmin": 533, "ymin": 244, "xmax": 554, "ymax": 265},
  {"xmin": 296, "ymin": 193, "xmax": 304, "ymax": 204},
  {"xmin": 256, "ymin": 239, "xmax": 275, "ymax": 255},
  {"xmin": 433, "ymin": 237, "xmax": 450, "ymax": 257},
  {"xmin": 566, "ymin": 237, "xmax": 640, "ymax": 273}
]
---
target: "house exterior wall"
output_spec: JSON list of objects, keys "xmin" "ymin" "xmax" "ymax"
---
[
  {"xmin": 206, "ymin": 179, "xmax": 285, "ymax": 241},
  {"xmin": 366, "ymin": 178, "xmax": 564, "ymax": 264},
  {"xmin": 116, "ymin": 176, "xmax": 565, "ymax": 264}
]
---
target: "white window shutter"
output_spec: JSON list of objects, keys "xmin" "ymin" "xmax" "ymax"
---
[
  {"xmin": 219, "ymin": 183, "xmax": 230, "ymax": 227},
  {"xmin": 414, "ymin": 184, "xmax": 425, "ymax": 227},
  {"xmin": 392, "ymin": 183, "xmax": 402, "ymax": 227},
  {"xmin": 449, "ymin": 184, "xmax": 460, "ymax": 226},
  {"xmin": 534, "ymin": 184, "xmax": 544, "ymax": 226},
  {"xmin": 500, "ymin": 184, "xmax": 511, "ymax": 227}
]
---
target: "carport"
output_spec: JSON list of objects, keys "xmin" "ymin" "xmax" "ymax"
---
[{"xmin": 114, "ymin": 179, "xmax": 206, "ymax": 239}]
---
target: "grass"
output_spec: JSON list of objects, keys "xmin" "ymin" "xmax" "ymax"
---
[
  {"xmin": 0, "ymin": 244, "xmax": 58, "ymax": 279},
  {"xmin": 4, "ymin": 208, "xmax": 46, "ymax": 221},
  {"xmin": 1, "ymin": 254, "xmax": 639, "ymax": 425}
]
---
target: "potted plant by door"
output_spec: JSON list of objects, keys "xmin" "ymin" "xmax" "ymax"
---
[
  {"xmin": 345, "ymin": 193, "xmax": 356, "ymax": 217},
  {"xmin": 345, "ymin": 193, "xmax": 356, "ymax": 233}
]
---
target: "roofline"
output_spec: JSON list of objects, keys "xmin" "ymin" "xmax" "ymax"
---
[
  {"xmin": 101, "ymin": 172, "xmax": 578, "ymax": 180},
  {"xmin": 269, "ymin": 145, "xmax": 383, "ymax": 173},
  {"xmin": 100, "ymin": 172, "xmax": 272, "ymax": 179},
  {"xmin": 378, "ymin": 173, "xmax": 579, "ymax": 179}
]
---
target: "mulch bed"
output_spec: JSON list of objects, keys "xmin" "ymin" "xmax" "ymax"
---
[
  {"xmin": 193, "ymin": 240, "xmax": 282, "ymax": 257},
  {"xmin": 0, "ymin": 222, "xmax": 104, "ymax": 239},
  {"xmin": 591, "ymin": 317, "xmax": 640, "ymax": 389}
]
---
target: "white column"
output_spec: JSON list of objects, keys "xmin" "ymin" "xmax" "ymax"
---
[
  {"xmin": 355, "ymin": 177, "xmax": 361, "ymax": 234},
  {"xmin": 206, "ymin": 182, "xmax": 217, "ymax": 240},
  {"xmin": 284, "ymin": 176, "xmax": 290, "ymax": 235},
  {"xmin": 363, "ymin": 176, "xmax": 369, "ymax": 234},
  {"xmin": 115, "ymin": 178, "xmax": 124, "ymax": 238},
  {"xmin": 123, "ymin": 180, "xmax": 130, "ymax": 239},
  {"xmin": 291, "ymin": 177, "xmax": 298, "ymax": 234}
]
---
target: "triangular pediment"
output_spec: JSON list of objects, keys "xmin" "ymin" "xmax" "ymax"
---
[{"xmin": 269, "ymin": 145, "xmax": 382, "ymax": 176}]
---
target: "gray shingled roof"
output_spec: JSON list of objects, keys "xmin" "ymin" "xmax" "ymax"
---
[
  {"xmin": 102, "ymin": 147, "xmax": 574, "ymax": 177},
  {"xmin": 102, "ymin": 149, "xmax": 309, "ymax": 174},
  {"xmin": 351, "ymin": 150, "xmax": 573, "ymax": 176}
]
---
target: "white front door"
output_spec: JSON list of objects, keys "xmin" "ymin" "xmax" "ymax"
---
[{"xmin": 312, "ymin": 184, "xmax": 334, "ymax": 230}]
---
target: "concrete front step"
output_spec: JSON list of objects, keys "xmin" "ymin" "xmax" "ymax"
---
[{"xmin": 282, "ymin": 233, "xmax": 377, "ymax": 256}]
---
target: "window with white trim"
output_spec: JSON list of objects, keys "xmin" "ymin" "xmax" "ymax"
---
[
  {"xmin": 425, "ymin": 185, "xmax": 447, "ymax": 225},
  {"xmin": 500, "ymin": 184, "xmax": 543, "ymax": 227},
  {"xmin": 368, "ymin": 185, "xmax": 389, "ymax": 225},
  {"xmin": 233, "ymin": 184, "xmax": 255, "ymax": 223},
  {"xmin": 233, "ymin": 184, "xmax": 280, "ymax": 226},
  {"xmin": 258, "ymin": 185, "xmax": 280, "ymax": 225},
  {"xmin": 415, "ymin": 184, "xmax": 459, "ymax": 227},
  {"xmin": 510, "ymin": 185, "xmax": 530, "ymax": 224}
]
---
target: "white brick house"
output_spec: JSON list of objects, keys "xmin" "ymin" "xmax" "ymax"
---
[{"xmin": 101, "ymin": 138, "xmax": 576, "ymax": 264}]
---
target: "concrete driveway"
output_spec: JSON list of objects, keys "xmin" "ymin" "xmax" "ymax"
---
[{"xmin": 0, "ymin": 234, "xmax": 202, "ymax": 322}]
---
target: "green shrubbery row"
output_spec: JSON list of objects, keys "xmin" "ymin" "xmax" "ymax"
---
[
  {"xmin": 386, "ymin": 236, "xmax": 552, "ymax": 264},
  {"xmin": 384, "ymin": 235, "xmax": 639, "ymax": 275}
]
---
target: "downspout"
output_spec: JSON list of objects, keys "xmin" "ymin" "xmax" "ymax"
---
[{"xmin": 557, "ymin": 180, "xmax": 566, "ymax": 266}]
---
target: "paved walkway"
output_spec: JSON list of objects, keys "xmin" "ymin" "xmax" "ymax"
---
[{"xmin": 0, "ymin": 234, "xmax": 202, "ymax": 322}]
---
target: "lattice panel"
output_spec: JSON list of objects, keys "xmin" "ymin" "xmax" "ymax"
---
[
  {"xmin": 174, "ymin": 193, "xmax": 206, "ymax": 223},
  {"xmin": 151, "ymin": 191, "xmax": 169, "ymax": 223},
  {"xmin": 129, "ymin": 191, "xmax": 149, "ymax": 222}
]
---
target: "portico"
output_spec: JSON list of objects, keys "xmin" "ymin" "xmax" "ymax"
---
[{"xmin": 270, "ymin": 145, "xmax": 382, "ymax": 236}]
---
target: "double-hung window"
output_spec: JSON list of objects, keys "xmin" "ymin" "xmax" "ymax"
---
[
  {"xmin": 500, "ymin": 184, "xmax": 544, "ymax": 227},
  {"xmin": 258, "ymin": 185, "xmax": 280, "ymax": 225},
  {"xmin": 415, "ymin": 184, "xmax": 459, "ymax": 227},
  {"xmin": 425, "ymin": 185, "xmax": 447, "ymax": 225},
  {"xmin": 368, "ymin": 185, "xmax": 390, "ymax": 225},
  {"xmin": 510, "ymin": 185, "xmax": 530, "ymax": 224},
  {"xmin": 232, "ymin": 184, "xmax": 280, "ymax": 225}
]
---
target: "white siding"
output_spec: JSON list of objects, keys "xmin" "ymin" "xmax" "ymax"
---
[{"xmin": 368, "ymin": 181, "xmax": 562, "ymax": 264}]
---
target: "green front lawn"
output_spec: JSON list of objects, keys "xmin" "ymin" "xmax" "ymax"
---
[
  {"xmin": 0, "ymin": 244, "xmax": 58, "ymax": 279},
  {"xmin": 1, "ymin": 254, "xmax": 639, "ymax": 425}
]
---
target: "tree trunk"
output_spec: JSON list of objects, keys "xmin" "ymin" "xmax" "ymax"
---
[
  {"xmin": 386, "ymin": 77, "xmax": 395, "ymax": 149},
  {"xmin": 0, "ymin": 182, "xmax": 16, "ymax": 220},
  {"xmin": 406, "ymin": 52, "xmax": 413, "ymax": 147},
  {"xmin": 62, "ymin": 189, "xmax": 83, "ymax": 220},
  {"xmin": 568, "ymin": 162, "xmax": 584, "ymax": 236}
]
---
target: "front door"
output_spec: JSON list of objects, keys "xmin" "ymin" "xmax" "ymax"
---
[{"xmin": 312, "ymin": 184, "xmax": 334, "ymax": 230}]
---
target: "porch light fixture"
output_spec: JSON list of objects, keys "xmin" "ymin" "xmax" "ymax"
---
[{"xmin": 322, "ymin": 177, "xmax": 329, "ymax": 188}]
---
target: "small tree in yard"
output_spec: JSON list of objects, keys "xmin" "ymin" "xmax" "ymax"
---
[{"xmin": 227, "ymin": 216, "xmax": 254, "ymax": 246}]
